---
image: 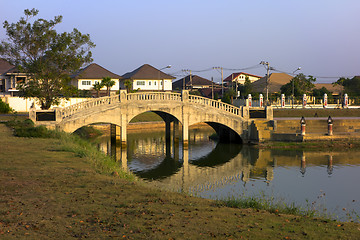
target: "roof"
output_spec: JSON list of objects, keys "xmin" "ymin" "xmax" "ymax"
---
[
  {"xmin": 172, "ymin": 75, "xmax": 214, "ymax": 89},
  {"xmin": 251, "ymin": 73, "xmax": 293, "ymax": 93},
  {"xmin": 314, "ymin": 83, "xmax": 343, "ymax": 95},
  {"xmin": 72, "ymin": 63, "xmax": 122, "ymax": 79},
  {"xmin": 224, "ymin": 72, "xmax": 262, "ymax": 82},
  {"xmin": 122, "ymin": 64, "xmax": 175, "ymax": 80},
  {"xmin": 0, "ymin": 59, "xmax": 14, "ymax": 75}
]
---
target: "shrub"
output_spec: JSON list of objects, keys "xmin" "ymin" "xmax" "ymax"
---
[{"xmin": 0, "ymin": 98, "xmax": 13, "ymax": 113}]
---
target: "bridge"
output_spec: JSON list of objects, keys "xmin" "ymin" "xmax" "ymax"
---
[{"xmin": 30, "ymin": 90, "xmax": 273, "ymax": 145}]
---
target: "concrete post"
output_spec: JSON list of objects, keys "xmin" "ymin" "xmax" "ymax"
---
[
  {"xmin": 181, "ymin": 90, "xmax": 189, "ymax": 102},
  {"xmin": 265, "ymin": 106, "xmax": 273, "ymax": 120},
  {"xmin": 119, "ymin": 90, "xmax": 127, "ymax": 102},
  {"xmin": 327, "ymin": 116, "xmax": 333, "ymax": 136}
]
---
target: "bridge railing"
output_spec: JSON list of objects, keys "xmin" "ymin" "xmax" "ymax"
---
[
  {"xmin": 57, "ymin": 94, "xmax": 120, "ymax": 120},
  {"xmin": 127, "ymin": 92, "xmax": 182, "ymax": 101},
  {"xmin": 189, "ymin": 95, "xmax": 242, "ymax": 116}
]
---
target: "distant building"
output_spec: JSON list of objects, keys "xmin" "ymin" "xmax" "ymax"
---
[
  {"xmin": 122, "ymin": 64, "xmax": 174, "ymax": 91},
  {"xmin": 172, "ymin": 75, "xmax": 216, "ymax": 90},
  {"xmin": 224, "ymin": 72, "xmax": 262, "ymax": 85},
  {"xmin": 0, "ymin": 58, "xmax": 28, "ymax": 96},
  {"xmin": 71, "ymin": 63, "xmax": 122, "ymax": 96},
  {"xmin": 314, "ymin": 83, "xmax": 343, "ymax": 97},
  {"xmin": 251, "ymin": 73, "xmax": 293, "ymax": 94}
]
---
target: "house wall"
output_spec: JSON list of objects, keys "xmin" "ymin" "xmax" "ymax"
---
[
  {"xmin": 76, "ymin": 78, "xmax": 120, "ymax": 91},
  {"xmin": 133, "ymin": 79, "xmax": 172, "ymax": 91},
  {"xmin": 1, "ymin": 96, "xmax": 90, "ymax": 112},
  {"xmin": 235, "ymin": 74, "xmax": 261, "ymax": 84}
]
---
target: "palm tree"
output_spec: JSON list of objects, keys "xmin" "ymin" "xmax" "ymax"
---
[
  {"xmin": 101, "ymin": 77, "xmax": 115, "ymax": 96},
  {"xmin": 124, "ymin": 79, "xmax": 133, "ymax": 93},
  {"xmin": 93, "ymin": 81, "xmax": 103, "ymax": 98}
]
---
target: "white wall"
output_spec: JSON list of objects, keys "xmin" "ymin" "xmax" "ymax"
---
[
  {"xmin": 133, "ymin": 79, "xmax": 172, "ymax": 91},
  {"xmin": 77, "ymin": 78, "xmax": 120, "ymax": 91},
  {"xmin": 2, "ymin": 96, "xmax": 90, "ymax": 112}
]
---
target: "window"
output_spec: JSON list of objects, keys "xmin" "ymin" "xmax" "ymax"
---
[
  {"xmin": 154, "ymin": 81, "xmax": 157, "ymax": 85},
  {"xmin": 82, "ymin": 80, "xmax": 91, "ymax": 85},
  {"xmin": 137, "ymin": 81, "xmax": 145, "ymax": 86},
  {"xmin": 149, "ymin": 81, "xmax": 151, "ymax": 86}
]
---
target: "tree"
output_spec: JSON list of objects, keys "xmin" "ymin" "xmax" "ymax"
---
[
  {"xmin": 0, "ymin": 9, "xmax": 95, "ymax": 109},
  {"xmin": 101, "ymin": 77, "xmax": 115, "ymax": 96},
  {"xmin": 222, "ymin": 88, "xmax": 236, "ymax": 104},
  {"xmin": 238, "ymin": 77, "xmax": 252, "ymax": 97},
  {"xmin": 334, "ymin": 76, "xmax": 360, "ymax": 97},
  {"xmin": 312, "ymin": 87, "xmax": 333, "ymax": 101},
  {"xmin": 280, "ymin": 73, "xmax": 316, "ymax": 98},
  {"xmin": 93, "ymin": 81, "xmax": 104, "ymax": 98},
  {"xmin": 124, "ymin": 79, "xmax": 133, "ymax": 93}
]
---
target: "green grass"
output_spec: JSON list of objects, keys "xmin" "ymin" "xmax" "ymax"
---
[{"xmin": 129, "ymin": 111, "xmax": 163, "ymax": 123}]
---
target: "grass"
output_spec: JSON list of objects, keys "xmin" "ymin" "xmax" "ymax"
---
[{"xmin": 1, "ymin": 121, "xmax": 360, "ymax": 239}]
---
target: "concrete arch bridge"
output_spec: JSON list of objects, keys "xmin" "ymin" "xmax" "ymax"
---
[{"xmin": 30, "ymin": 90, "xmax": 273, "ymax": 145}]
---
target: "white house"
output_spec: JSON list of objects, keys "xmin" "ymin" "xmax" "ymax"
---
[
  {"xmin": 122, "ymin": 64, "xmax": 174, "ymax": 91},
  {"xmin": 224, "ymin": 72, "xmax": 262, "ymax": 85},
  {"xmin": 71, "ymin": 63, "xmax": 122, "ymax": 95}
]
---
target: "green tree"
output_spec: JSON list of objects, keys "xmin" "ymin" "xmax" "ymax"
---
[
  {"xmin": 222, "ymin": 88, "xmax": 236, "ymax": 104},
  {"xmin": 237, "ymin": 77, "xmax": 253, "ymax": 97},
  {"xmin": 101, "ymin": 77, "xmax": 115, "ymax": 96},
  {"xmin": 0, "ymin": 9, "xmax": 95, "ymax": 109},
  {"xmin": 334, "ymin": 76, "xmax": 360, "ymax": 97},
  {"xmin": 280, "ymin": 73, "xmax": 316, "ymax": 98},
  {"xmin": 312, "ymin": 87, "xmax": 333, "ymax": 101},
  {"xmin": 124, "ymin": 79, "xmax": 133, "ymax": 93},
  {"xmin": 93, "ymin": 81, "xmax": 104, "ymax": 98}
]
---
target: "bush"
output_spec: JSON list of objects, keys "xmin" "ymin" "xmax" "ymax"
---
[
  {"xmin": 5, "ymin": 119, "xmax": 58, "ymax": 138},
  {"xmin": 0, "ymin": 98, "xmax": 13, "ymax": 113}
]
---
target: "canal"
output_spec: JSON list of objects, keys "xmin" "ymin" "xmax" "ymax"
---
[{"xmin": 94, "ymin": 124, "xmax": 360, "ymax": 222}]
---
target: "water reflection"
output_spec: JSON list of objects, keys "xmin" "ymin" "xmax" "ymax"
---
[{"xmin": 95, "ymin": 125, "xmax": 360, "ymax": 221}]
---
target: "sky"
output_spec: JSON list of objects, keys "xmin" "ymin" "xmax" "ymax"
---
[{"xmin": 1, "ymin": 0, "xmax": 360, "ymax": 83}]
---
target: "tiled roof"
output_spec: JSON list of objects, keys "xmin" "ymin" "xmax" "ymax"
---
[
  {"xmin": 0, "ymin": 59, "xmax": 14, "ymax": 75},
  {"xmin": 122, "ymin": 64, "xmax": 175, "ymax": 80},
  {"xmin": 224, "ymin": 72, "xmax": 262, "ymax": 82},
  {"xmin": 251, "ymin": 73, "xmax": 293, "ymax": 93},
  {"xmin": 172, "ymin": 75, "xmax": 214, "ymax": 89},
  {"xmin": 72, "ymin": 63, "xmax": 122, "ymax": 79}
]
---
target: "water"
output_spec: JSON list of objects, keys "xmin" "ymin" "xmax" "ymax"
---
[{"xmin": 96, "ymin": 125, "xmax": 360, "ymax": 222}]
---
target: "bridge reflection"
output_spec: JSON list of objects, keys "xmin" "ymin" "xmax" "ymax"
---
[{"xmin": 95, "ymin": 127, "xmax": 359, "ymax": 194}]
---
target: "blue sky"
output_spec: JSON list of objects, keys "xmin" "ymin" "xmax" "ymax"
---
[{"xmin": 1, "ymin": 0, "xmax": 360, "ymax": 83}]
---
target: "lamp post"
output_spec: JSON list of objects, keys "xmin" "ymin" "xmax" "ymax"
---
[
  {"xmin": 159, "ymin": 65, "xmax": 171, "ymax": 91},
  {"xmin": 292, "ymin": 67, "xmax": 301, "ymax": 108}
]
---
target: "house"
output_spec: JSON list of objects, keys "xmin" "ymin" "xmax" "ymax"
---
[
  {"xmin": 172, "ymin": 75, "xmax": 216, "ymax": 90},
  {"xmin": 122, "ymin": 64, "xmax": 174, "ymax": 91},
  {"xmin": 71, "ymin": 63, "xmax": 122, "ymax": 96},
  {"xmin": 251, "ymin": 73, "xmax": 293, "ymax": 94},
  {"xmin": 224, "ymin": 72, "xmax": 262, "ymax": 85},
  {"xmin": 314, "ymin": 83, "xmax": 343, "ymax": 97},
  {"xmin": 0, "ymin": 58, "xmax": 28, "ymax": 96}
]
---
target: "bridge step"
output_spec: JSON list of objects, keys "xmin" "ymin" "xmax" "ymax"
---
[{"xmin": 252, "ymin": 120, "xmax": 274, "ymax": 142}]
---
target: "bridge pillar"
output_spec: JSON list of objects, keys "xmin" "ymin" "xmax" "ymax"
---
[
  {"xmin": 121, "ymin": 117, "xmax": 127, "ymax": 147},
  {"xmin": 182, "ymin": 120, "xmax": 189, "ymax": 149},
  {"xmin": 110, "ymin": 124, "xmax": 121, "ymax": 141}
]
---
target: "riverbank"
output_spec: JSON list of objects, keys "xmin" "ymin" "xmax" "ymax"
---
[{"xmin": 1, "ymin": 123, "xmax": 360, "ymax": 239}]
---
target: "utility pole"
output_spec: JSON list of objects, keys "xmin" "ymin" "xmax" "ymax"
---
[
  {"xmin": 211, "ymin": 77, "xmax": 214, "ymax": 99},
  {"xmin": 213, "ymin": 67, "xmax": 224, "ymax": 96},
  {"xmin": 182, "ymin": 69, "xmax": 192, "ymax": 90},
  {"xmin": 260, "ymin": 61, "xmax": 270, "ymax": 103}
]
